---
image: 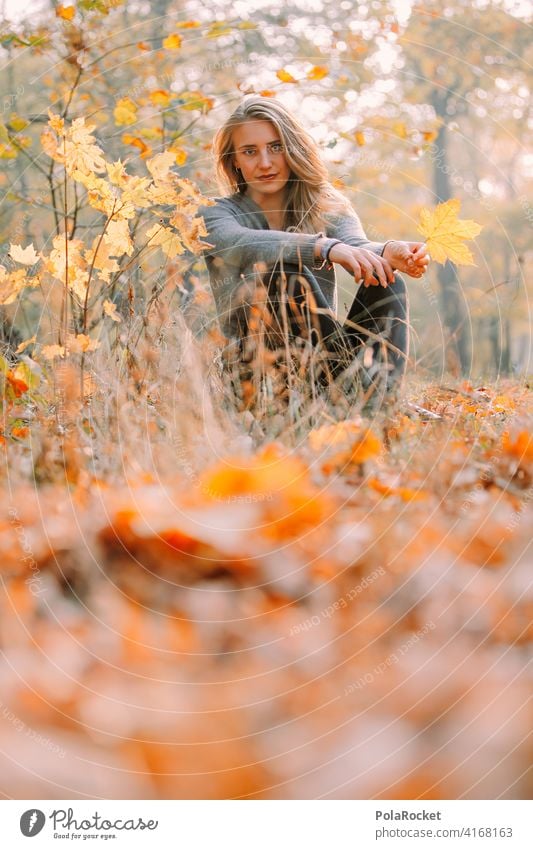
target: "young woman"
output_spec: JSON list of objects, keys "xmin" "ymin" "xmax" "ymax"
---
[{"xmin": 199, "ymin": 95, "xmax": 429, "ymax": 401}]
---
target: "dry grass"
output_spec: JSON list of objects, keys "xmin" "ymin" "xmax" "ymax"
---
[{"xmin": 0, "ymin": 311, "xmax": 531, "ymax": 799}]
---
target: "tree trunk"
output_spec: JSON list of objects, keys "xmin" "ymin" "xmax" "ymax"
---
[{"xmin": 431, "ymin": 118, "xmax": 473, "ymax": 375}]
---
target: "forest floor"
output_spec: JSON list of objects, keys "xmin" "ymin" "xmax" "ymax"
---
[{"xmin": 0, "ymin": 371, "xmax": 531, "ymax": 799}]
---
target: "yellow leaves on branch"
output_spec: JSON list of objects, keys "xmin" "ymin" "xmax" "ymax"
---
[
  {"xmin": 145, "ymin": 224, "xmax": 184, "ymax": 259},
  {"xmin": 56, "ymin": 4, "xmax": 75, "ymax": 20},
  {"xmin": 178, "ymin": 91, "xmax": 214, "ymax": 112},
  {"xmin": 9, "ymin": 243, "xmax": 40, "ymax": 266},
  {"xmin": 41, "ymin": 335, "xmax": 99, "ymax": 360},
  {"xmin": 67, "ymin": 333, "xmax": 100, "ymax": 354},
  {"xmin": 45, "ymin": 235, "xmax": 89, "ymax": 300},
  {"xmin": 121, "ymin": 133, "xmax": 151, "ymax": 158},
  {"xmin": 417, "ymin": 199, "xmax": 483, "ymax": 265},
  {"xmin": 162, "ymin": 33, "xmax": 183, "ymax": 50},
  {"xmin": 149, "ymin": 90, "xmax": 172, "ymax": 107},
  {"xmin": 276, "ymin": 69, "xmax": 298, "ymax": 84},
  {"xmin": 306, "ymin": 65, "xmax": 329, "ymax": 80},
  {"xmin": 42, "ymin": 113, "xmax": 105, "ymax": 177},
  {"xmin": 0, "ymin": 265, "xmax": 40, "ymax": 305},
  {"xmin": 113, "ymin": 97, "xmax": 138, "ymax": 127},
  {"xmin": 146, "ymin": 151, "xmax": 175, "ymax": 182},
  {"xmin": 103, "ymin": 300, "xmax": 122, "ymax": 322},
  {"xmin": 41, "ymin": 344, "xmax": 66, "ymax": 361}
]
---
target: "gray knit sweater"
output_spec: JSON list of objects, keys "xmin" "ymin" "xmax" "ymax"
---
[{"xmin": 198, "ymin": 191, "xmax": 386, "ymax": 339}]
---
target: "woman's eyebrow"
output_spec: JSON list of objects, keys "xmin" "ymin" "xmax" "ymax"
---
[{"xmin": 236, "ymin": 139, "xmax": 281, "ymax": 150}]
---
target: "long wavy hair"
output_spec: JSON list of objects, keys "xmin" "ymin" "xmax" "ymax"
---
[{"xmin": 212, "ymin": 95, "xmax": 355, "ymax": 234}]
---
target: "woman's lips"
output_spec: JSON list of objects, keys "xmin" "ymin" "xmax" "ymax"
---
[{"xmin": 257, "ymin": 174, "xmax": 277, "ymax": 181}]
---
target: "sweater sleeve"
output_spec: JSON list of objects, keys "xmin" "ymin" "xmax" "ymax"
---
[
  {"xmin": 325, "ymin": 211, "xmax": 385, "ymax": 256},
  {"xmin": 198, "ymin": 198, "xmax": 321, "ymax": 273}
]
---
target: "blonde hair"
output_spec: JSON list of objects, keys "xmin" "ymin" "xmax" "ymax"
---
[{"xmin": 212, "ymin": 95, "xmax": 355, "ymax": 234}]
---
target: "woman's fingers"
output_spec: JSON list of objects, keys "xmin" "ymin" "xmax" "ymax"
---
[{"xmin": 370, "ymin": 253, "xmax": 395, "ymax": 286}]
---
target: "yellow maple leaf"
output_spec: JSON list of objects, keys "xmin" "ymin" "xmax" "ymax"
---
[
  {"xmin": 67, "ymin": 333, "xmax": 100, "ymax": 353},
  {"xmin": 168, "ymin": 143, "xmax": 188, "ymax": 166},
  {"xmin": 103, "ymin": 299, "xmax": 122, "ymax": 322},
  {"xmin": 103, "ymin": 219, "xmax": 133, "ymax": 257},
  {"xmin": 56, "ymin": 4, "xmax": 75, "ymax": 20},
  {"xmin": 146, "ymin": 151, "xmax": 175, "ymax": 182},
  {"xmin": 85, "ymin": 238, "xmax": 120, "ymax": 282},
  {"xmin": 179, "ymin": 91, "xmax": 214, "ymax": 112},
  {"xmin": 9, "ymin": 114, "xmax": 28, "ymax": 132},
  {"xmin": 276, "ymin": 69, "xmax": 298, "ymax": 84},
  {"xmin": 62, "ymin": 118, "xmax": 106, "ymax": 176},
  {"xmin": 162, "ymin": 33, "xmax": 182, "ymax": 49},
  {"xmin": 417, "ymin": 198, "xmax": 483, "ymax": 265},
  {"xmin": 146, "ymin": 223, "xmax": 184, "ymax": 259},
  {"xmin": 119, "ymin": 175, "xmax": 151, "ymax": 210},
  {"xmin": 149, "ymin": 90, "xmax": 171, "ymax": 107},
  {"xmin": 206, "ymin": 22, "xmax": 232, "ymax": 38},
  {"xmin": 106, "ymin": 159, "xmax": 129, "ymax": 187},
  {"xmin": 306, "ymin": 65, "xmax": 329, "ymax": 80},
  {"xmin": 9, "ymin": 243, "xmax": 40, "ymax": 266},
  {"xmin": 0, "ymin": 266, "xmax": 35, "ymax": 305},
  {"xmin": 122, "ymin": 133, "xmax": 151, "ymax": 158},
  {"xmin": 41, "ymin": 344, "xmax": 66, "ymax": 360},
  {"xmin": 113, "ymin": 97, "xmax": 138, "ymax": 127}
]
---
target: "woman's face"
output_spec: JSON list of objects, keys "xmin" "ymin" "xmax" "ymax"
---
[{"xmin": 231, "ymin": 119, "xmax": 291, "ymax": 203}]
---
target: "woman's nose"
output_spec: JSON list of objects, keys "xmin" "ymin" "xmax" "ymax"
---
[{"xmin": 258, "ymin": 148, "xmax": 272, "ymax": 168}]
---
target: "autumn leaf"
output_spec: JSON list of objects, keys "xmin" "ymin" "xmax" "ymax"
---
[
  {"xmin": 8, "ymin": 114, "xmax": 28, "ymax": 132},
  {"xmin": 0, "ymin": 266, "xmax": 40, "ymax": 305},
  {"xmin": 103, "ymin": 218, "xmax": 133, "ymax": 257},
  {"xmin": 178, "ymin": 91, "xmax": 214, "ymax": 112},
  {"xmin": 9, "ymin": 242, "xmax": 40, "ymax": 266},
  {"xmin": 308, "ymin": 419, "xmax": 362, "ymax": 451},
  {"xmin": 56, "ymin": 4, "xmax": 75, "ymax": 20},
  {"xmin": 307, "ymin": 65, "xmax": 329, "ymax": 80},
  {"xmin": 106, "ymin": 159, "xmax": 128, "ymax": 187},
  {"xmin": 103, "ymin": 299, "xmax": 122, "ymax": 322},
  {"xmin": 206, "ymin": 22, "xmax": 232, "ymax": 38},
  {"xmin": 146, "ymin": 223, "xmax": 184, "ymax": 259},
  {"xmin": 162, "ymin": 33, "xmax": 182, "ymax": 49},
  {"xmin": 113, "ymin": 97, "xmax": 138, "ymax": 127},
  {"xmin": 67, "ymin": 333, "xmax": 100, "ymax": 353},
  {"xmin": 149, "ymin": 90, "xmax": 171, "ymax": 107},
  {"xmin": 322, "ymin": 429, "xmax": 382, "ymax": 474},
  {"xmin": 368, "ymin": 477, "xmax": 428, "ymax": 502},
  {"xmin": 41, "ymin": 344, "xmax": 66, "ymax": 360},
  {"xmin": 5, "ymin": 371, "xmax": 29, "ymax": 398},
  {"xmin": 121, "ymin": 133, "xmax": 151, "ymax": 158},
  {"xmin": 168, "ymin": 143, "xmax": 188, "ymax": 166},
  {"xmin": 276, "ymin": 69, "xmax": 298, "ymax": 84},
  {"xmin": 146, "ymin": 151, "xmax": 175, "ymax": 182},
  {"xmin": 11, "ymin": 426, "xmax": 29, "ymax": 439},
  {"xmin": 417, "ymin": 198, "xmax": 483, "ymax": 265}
]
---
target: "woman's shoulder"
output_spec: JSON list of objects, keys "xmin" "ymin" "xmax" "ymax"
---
[{"xmin": 197, "ymin": 193, "xmax": 242, "ymax": 216}]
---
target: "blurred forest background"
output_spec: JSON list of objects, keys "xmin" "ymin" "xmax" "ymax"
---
[{"xmin": 0, "ymin": 0, "xmax": 531, "ymax": 377}]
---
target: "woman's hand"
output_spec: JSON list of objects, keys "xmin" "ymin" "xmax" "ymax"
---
[
  {"xmin": 383, "ymin": 241, "xmax": 430, "ymax": 278},
  {"xmin": 327, "ymin": 243, "xmax": 395, "ymax": 288}
]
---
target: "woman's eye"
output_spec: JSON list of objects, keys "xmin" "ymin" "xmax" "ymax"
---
[
  {"xmin": 243, "ymin": 149, "xmax": 256, "ymax": 156},
  {"xmin": 270, "ymin": 143, "xmax": 283, "ymax": 152}
]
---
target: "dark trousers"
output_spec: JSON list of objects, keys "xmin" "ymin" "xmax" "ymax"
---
[{"xmin": 233, "ymin": 262, "xmax": 409, "ymax": 396}]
